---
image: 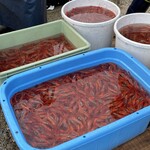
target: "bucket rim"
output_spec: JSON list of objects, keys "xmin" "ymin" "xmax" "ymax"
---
[
  {"xmin": 61, "ymin": 0, "xmax": 121, "ymax": 27},
  {"xmin": 114, "ymin": 13, "xmax": 150, "ymax": 48}
]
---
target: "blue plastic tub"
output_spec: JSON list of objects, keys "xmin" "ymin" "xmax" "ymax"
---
[{"xmin": 0, "ymin": 48, "xmax": 150, "ymax": 150}]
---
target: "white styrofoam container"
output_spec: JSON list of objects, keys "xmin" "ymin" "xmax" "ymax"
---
[
  {"xmin": 114, "ymin": 13, "xmax": 150, "ymax": 69},
  {"xmin": 61, "ymin": 0, "xmax": 120, "ymax": 50}
]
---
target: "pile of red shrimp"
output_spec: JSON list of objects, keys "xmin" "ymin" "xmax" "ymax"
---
[
  {"xmin": 0, "ymin": 34, "xmax": 75, "ymax": 72},
  {"xmin": 66, "ymin": 6, "xmax": 116, "ymax": 23},
  {"xmin": 119, "ymin": 23, "xmax": 150, "ymax": 44},
  {"xmin": 11, "ymin": 63, "xmax": 150, "ymax": 148}
]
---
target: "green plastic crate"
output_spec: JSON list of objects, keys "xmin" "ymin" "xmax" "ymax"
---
[{"xmin": 0, "ymin": 19, "xmax": 90, "ymax": 85}]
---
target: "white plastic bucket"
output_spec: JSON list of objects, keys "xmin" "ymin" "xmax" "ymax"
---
[
  {"xmin": 114, "ymin": 13, "xmax": 150, "ymax": 69},
  {"xmin": 61, "ymin": 0, "xmax": 120, "ymax": 50}
]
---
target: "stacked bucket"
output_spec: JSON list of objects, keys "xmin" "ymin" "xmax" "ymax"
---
[{"xmin": 0, "ymin": 0, "xmax": 150, "ymax": 150}]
